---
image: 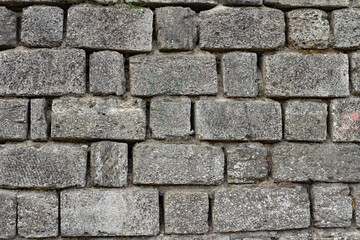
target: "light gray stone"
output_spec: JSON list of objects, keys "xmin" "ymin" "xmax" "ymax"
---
[
  {"xmin": 0, "ymin": 190, "xmax": 16, "ymax": 239},
  {"xmin": 354, "ymin": 0, "xmax": 360, "ymax": 7},
  {"xmin": 271, "ymin": 142, "xmax": 360, "ymax": 182},
  {"xmin": 133, "ymin": 142, "xmax": 224, "ymax": 185},
  {"xmin": 332, "ymin": 9, "xmax": 360, "ymax": 49},
  {"xmin": 51, "ymin": 97, "xmax": 146, "ymax": 141},
  {"xmin": 0, "ymin": 0, "xmax": 81, "ymax": 4},
  {"xmin": 262, "ymin": 52, "xmax": 349, "ymax": 97},
  {"xmin": 66, "ymin": 5, "xmax": 153, "ymax": 52},
  {"xmin": 312, "ymin": 231, "xmax": 360, "ymax": 240},
  {"xmin": 276, "ymin": 233, "xmax": 310, "ymax": 240},
  {"xmin": 0, "ymin": 99, "xmax": 28, "ymax": 141},
  {"xmin": 352, "ymin": 185, "xmax": 360, "ymax": 228},
  {"xmin": 195, "ymin": 100, "xmax": 282, "ymax": 141},
  {"xmin": 164, "ymin": 191, "xmax": 208, "ymax": 234},
  {"xmin": 264, "ymin": 0, "xmax": 349, "ymax": 8},
  {"xmin": 130, "ymin": 54, "xmax": 217, "ymax": 96},
  {"xmin": 18, "ymin": 191, "xmax": 58, "ymax": 238},
  {"xmin": 126, "ymin": 0, "xmax": 217, "ymax": 6},
  {"xmin": 351, "ymin": 52, "xmax": 360, "ymax": 94},
  {"xmin": 161, "ymin": 235, "xmax": 229, "ymax": 240},
  {"xmin": 222, "ymin": 0, "xmax": 262, "ymax": 6},
  {"xmin": 199, "ymin": 7, "xmax": 285, "ymax": 51},
  {"xmin": 213, "ymin": 185, "xmax": 310, "ymax": 232},
  {"xmin": 61, "ymin": 188, "xmax": 159, "ymax": 236},
  {"xmin": 30, "ymin": 98, "xmax": 48, "ymax": 141},
  {"xmin": 90, "ymin": 141, "xmax": 128, "ymax": 187},
  {"xmin": 311, "ymin": 184, "xmax": 352, "ymax": 228},
  {"xmin": 221, "ymin": 52, "xmax": 258, "ymax": 97},
  {"xmin": 0, "ymin": 7, "xmax": 17, "ymax": 47},
  {"xmin": 0, "ymin": 142, "xmax": 87, "ymax": 188}
]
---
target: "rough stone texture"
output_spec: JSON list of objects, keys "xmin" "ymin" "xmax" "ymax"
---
[
  {"xmin": 18, "ymin": 191, "xmax": 58, "ymax": 238},
  {"xmin": 161, "ymin": 236, "xmax": 229, "ymax": 240},
  {"xmin": 352, "ymin": 185, "xmax": 360, "ymax": 228},
  {"xmin": 0, "ymin": 190, "xmax": 16, "ymax": 239},
  {"xmin": 222, "ymin": 0, "xmax": 262, "ymax": 6},
  {"xmin": 133, "ymin": 142, "xmax": 224, "ymax": 185},
  {"xmin": 150, "ymin": 96, "xmax": 191, "ymax": 139},
  {"xmin": 195, "ymin": 100, "xmax": 282, "ymax": 141},
  {"xmin": 90, "ymin": 141, "xmax": 128, "ymax": 187},
  {"xmin": 0, "ymin": 7, "xmax": 17, "ymax": 47},
  {"xmin": 264, "ymin": 0, "xmax": 349, "ymax": 8},
  {"xmin": 164, "ymin": 191, "xmax": 209, "ymax": 234},
  {"xmin": 224, "ymin": 143, "xmax": 268, "ymax": 183},
  {"xmin": 213, "ymin": 185, "xmax": 310, "ymax": 232},
  {"xmin": 126, "ymin": 0, "xmax": 217, "ymax": 6},
  {"xmin": 311, "ymin": 184, "xmax": 352, "ymax": 228},
  {"xmin": 51, "ymin": 97, "xmax": 146, "ymax": 141},
  {"xmin": 156, "ymin": 7, "xmax": 197, "ymax": 51},
  {"xmin": 262, "ymin": 53, "xmax": 349, "ymax": 97},
  {"xmin": 90, "ymin": 51, "xmax": 125, "ymax": 96},
  {"xmin": 130, "ymin": 55, "xmax": 217, "ymax": 96},
  {"xmin": 284, "ymin": 100, "xmax": 328, "ymax": 142},
  {"xmin": 61, "ymin": 188, "xmax": 159, "ymax": 236},
  {"xmin": 287, "ymin": 9, "xmax": 330, "ymax": 49},
  {"xmin": 0, "ymin": 0, "xmax": 81, "ymax": 4},
  {"xmin": 21, "ymin": 6, "xmax": 63, "ymax": 47},
  {"xmin": 221, "ymin": 52, "xmax": 258, "ymax": 97},
  {"xmin": 30, "ymin": 98, "xmax": 48, "ymax": 141},
  {"xmin": 199, "ymin": 7, "xmax": 285, "ymax": 50},
  {"xmin": 0, "ymin": 142, "xmax": 87, "ymax": 188},
  {"xmin": 0, "ymin": 48, "xmax": 86, "ymax": 96},
  {"xmin": 330, "ymin": 99, "xmax": 360, "ymax": 142},
  {"xmin": 332, "ymin": 9, "xmax": 360, "ymax": 49},
  {"xmin": 66, "ymin": 5, "xmax": 153, "ymax": 52},
  {"xmin": 0, "ymin": 99, "xmax": 28, "ymax": 141},
  {"xmin": 271, "ymin": 142, "xmax": 360, "ymax": 182},
  {"xmin": 351, "ymin": 52, "xmax": 360, "ymax": 94}
]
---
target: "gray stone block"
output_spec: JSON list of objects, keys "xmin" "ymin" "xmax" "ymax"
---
[
  {"xmin": 161, "ymin": 236, "xmax": 229, "ymax": 240},
  {"xmin": 21, "ymin": 6, "xmax": 63, "ymax": 47},
  {"xmin": 222, "ymin": 0, "xmax": 262, "ymax": 6},
  {"xmin": 271, "ymin": 142, "xmax": 360, "ymax": 182},
  {"xmin": 199, "ymin": 7, "xmax": 285, "ymax": 51},
  {"xmin": 130, "ymin": 54, "xmax": 217, "ymax": 96},
  {"xmin": 195, "ymin": 100, "xmax": 282, "ymax": 141},
  {"xmin": 126, "ymin": 0, "xmax": 217, "ymax": 6},
  {"xmin": 0, "ymin": 0, "xmax": 81, "ymax": 4},
  {"xmin": 18, "ymin": 191, "xmax": 58, "ymax": 238},
  {"xmin": 311, "ymin": 184, "xmax": 352, "ymax": 228},
  {"xmin": 66, "ymin": 5, "xmax": 153, "ymax": 52},
  {"xmin": 51, "ymin": 97, "xmax": 146, "ymax": 141},
  {"xmin": 0, "ymin": 7, "xmax": 17, "ymax": 47},
  {"xmin": 156, "ymin": 7, "xmax": 197, "ymax": 51},
  {"xmin": 351, "ymin": 52, "xmax": 360, "ymax": 94},
  {"xmin": 213, "ymin": 185, "xmax": 310, "ymax": 232},
  {"xmin": 90, "ymin": 141, "xmax": 128, "ymax": 187},
  {"xmin": 277, "ymin": 233, "xmax": 310, "ymax": 240},
  {"xmin": 30, "ymin": 98, "xmax": 48, "ymax": 141},
  {"xmin": 0, "ymin": 190, "xmax": 16, "ymax": 239},
  {"xmin": 352, "ymin": 185, "xmax": 360, "ymax": 228},
  {"xmin": 332, "ymin": 9, "xmax": 360, "ymax": 49},
  {"xmin": 61, "ymin": 188, "xmax": 159, "ymax": 236},
  {"xmin": 133, "ymin": 142, "xmax": 224, "ymax": 185},
  {"xmin": 264, "ymin": 0, "xmax": 349, "ymax": 8},
  {"xmin": 0, "ymin": 142, "xmax": 87, "ymax": 188},
  {"xmin": 262, "ymin": 52, "xmax": 349, "ymax": 97},
  {"xmin": 164, "ymin": 191, "xmax": 208, "ymax": 234},
  {"xmin": 312, "ymin": 231, "xmax": 360, "ymax": 240},
  {"xmin": 0, "ymin": 99, "xmax": 28, "ymax": 141},
  {"xmin": 90, "ymin": 51, "xmax": 125, "ymax": 96}
]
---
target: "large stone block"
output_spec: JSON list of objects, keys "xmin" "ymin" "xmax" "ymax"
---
[
  {"xmin": 0, "ymin": 7, "xmax": 17, "ymax": 47},
  {"xmin": 264, "ymin": 0, "xmax": 349, "ymax": 8},
  {"xmin": 0, "ymin": 190, "xmax": 16, "ymax": 239},
  {"xmin": 133, "ymin": 142, "xmax": 224, "ymax": 185},
  {"xmin": 51, "ymin": 97, "xmax": 146, "ymax": 141},
  {"xmin": 0, "ymin": 99, "xmax": 28, "ymax": 141},
  {"xmin": 332, "ymin": 9, "xmax": 360, "ymax": 49},
  {"xmin": 30, "ymin": 98, "xmax": 48, "ymax": 141},
  {"xmin": 126, "ymin": 0, "xmax": 217, "ymax": 6}
]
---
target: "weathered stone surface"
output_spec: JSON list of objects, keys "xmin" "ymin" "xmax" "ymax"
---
[
  {"xmin": 352, "ymin": 185, "xmax": 360, "ymax": 228},
  {"xmin": 30, "ymin": 99, "xmax": 48, "ymax": 141},
  {"xmin": 195, "ymin": 100, "xmax": 282, "ymax": 141},
  {"xmin": 287, "ymin": 9, "xmax": 330, "ymax": 49},
  {"xmin": 224, "ymin": 143, "xmax": 268, "ymax": 183},
  {"xmin": 133, "ymin": 142, "xmax": 224, "ymax": 185},
  {"xmin": 90, "ymin": 51, "xmax": 125, "ymax": 96},
  {"xmin": 213, "ymin": 185, "xmax": 310, "ymax": 232},
  {"xmin": 332, "ymin": 9, "xmax": 360, "ymax": 49},
  {"xmin": 330, "ymin": 99, "xmax": 360, "ymax": 142},
  {"xmin": 0, "ymin": 7, "xmax": 17, "ymax": 47},
  {"xmin": 51, "ymin": 97, "xmax": 146, "ymax": 141},
  {"xmin": 351, "ymin": 52, "xmax": 360, "ymax": 94},
  {"xmin": 126, "ymin": 0, "xmax": 217, "ymax": 6},
  {"xmin": 156, "ymin": 7, "xmax": 197, "ymax": 51},
  {"xmin": 0, "ymin": 0, "xmax": 81, "ymax": 4},
  {"xmin": 264, "ymin": 0, "xmax": 349, "ymax": 8},
  {"xmin": 199, "ymin": 7, "xmax": 285, "ymax": 50},
  {"xmin": 222, "ymin": 0, "xmax": 262, "ymax": 6},
  {"xmin": 284, "ymin": 100, "xmax": 327, "ymax": 142},
  {"xmin": 66, "ymin": 5, "xmax": 153, "ymax": 52},
  {"xmin": 277, "ymin": 233, "xmax": 310, "ymax": 240},
  {"xmin": 21, "ymin": 6, "xmax": 63, "ymax": 47},
  {"xmin": 311, "ymin": 184, "xmax": 352, "ymax": 228},
  {"xmin": 61, "ymin": 188, "xmax": 159, "ymax": 236},
  {"xmin": 312, "ymin": 231, "xmax": 360, "ymax": 240},
  {"xmin": 0, "ymin": 48, "xmax": 85, "ymax": 96},
  {"xmin": 271, "ymin": 142, "xmax": 360, "ymax": 182},
  {"xmin": 18, "ymin": 191, "xmax": 58, "ymax": 238},
  {"xmin": 130, "ymin": 55, "xmax": 217, "ymax": 96},
  {"xmin": 90, "ymin": 141, "xmax": 128, "ymax": 187},
  {"xmin": 0, "ymin": 99, "xmax": 28, "ymax": 140},
  {"xmin": 164, "ymin": 191, "xmax": 208, "ymax": 234},
  {"xmin": 150, "ymin": 96, "xmax": 191, "ymax": 139},
  {"xmin": 262, "ymin": 53, "xmax": 349, "ymax": 97},
  {"xmin": 0, "ymin": 190, "xmax": 16, "ymax": 239},
  {"xmin": 0, "ymin": 142, "xmax": 87, "ymax": 188},
  {"xmin": 221, "ymin": 52, "xmax": 258, "ymax": 97}
]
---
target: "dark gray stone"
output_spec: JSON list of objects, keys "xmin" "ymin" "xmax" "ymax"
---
[
  {"xmin": 352, "ymin": 184, "xmax": 360, "ymax": 228},
  {"xmin": 264, "ymin": 0, "xmax": 349, "ymax": 8},
  {"xmin": 0, "ymin": 7, "xmax": 17, "ymax": 47},
  {"xmin": 30, "ymin": 98, "xmax": 48, "ymax": 141},
  {"xmin": 0, "ymin": 99, "xmax": 28, "ymax": 141},
  {"xmin": 332, "ymin": 9, "xmax": 360, "ymax": 49},
  {"xmin": 351, "ymin": 52, "xmax": 360, "ymax": 94},
  {"xmin": 0, "ymin": 190, "xmax": 16, "ymax": 239},
  {"xmin": 126, "ymin": 0, "xmax": 217, "ymax": 6},
  {"xmin": 222, "ymin": 0, "xmax": 262, "ymax": 6}
]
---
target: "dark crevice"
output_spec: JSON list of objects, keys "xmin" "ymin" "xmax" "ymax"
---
[{"xmin": 159, "ymin": 193, "xmax": 165, "ymax": 234}]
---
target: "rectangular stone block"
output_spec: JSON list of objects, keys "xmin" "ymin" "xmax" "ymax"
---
[
  {"xmin": 30, "ymin": 98, "xmax": 48, "ymax": 141},
  {"xmin": 262, "ymin": 52, "xmax": 349, "ymax": 97},
  {"xmin": 61, "ymin": 188, "xmax": 159, "ymax": 236},
  {"xmin": 213, "ymin": 185, "xmax": 310, "ymax": 232},
  {"xmin": 67, "ymin": 5, "xmax": 153, "ymax": 52},
  {"xmin": 133, "ymin": 142, "xmax": 224, "ymax": 185},
  {"xmin": 332, "ymin": 9, "xmax": 360, "ymax": 49},
  {"xmin": 0, "ymin": 99, "xmax": 28, "ymax": 141},
  {"xmin": 0, "ymin": 7, "xmax": 17, "ymax": 47},
  {"xmin": 195, "ymin": 100, "xmax": 282, "ymax": 141},
  {"xmin": 351, "ymin": 52, "xmax": 360, "ymax": 94},
  {"xmin": 271, "ymin": 142, "xmax": 360, "ymax": 182},
  {"xmin": 199, "ymin": 7, "xmax": 285, "ymax": 50},
  {"xmin": 51, "ymin": 97, "xmax": 146, "ymax": 141},
  {"xmin": 0, "ymin": 142, "xmax": 87, "ymax": 188},
  {"xmin": 126, "ymin": 0, "xmax": 217, "ymax": 6},
  {"xmin": 264, "ymin": 0, "xmax": 349, "ymax": 8},
  {"xmin": 222, "ymin": 0, "xmax": 262, "ymax": 6},
  {"xmin": 130, "ymin": 54, "xmax": 217, "ymax": 96},
  {"xmin": 0, "ymin": 48, "xmax": 86, "ymax": 96},
  {"xmin": 352, "ymin": 185, "xmax": 360, "ymax": 228},
  {"xmin": 0, "ymin": 190, "xmax": 16, "ymax": 239}
]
